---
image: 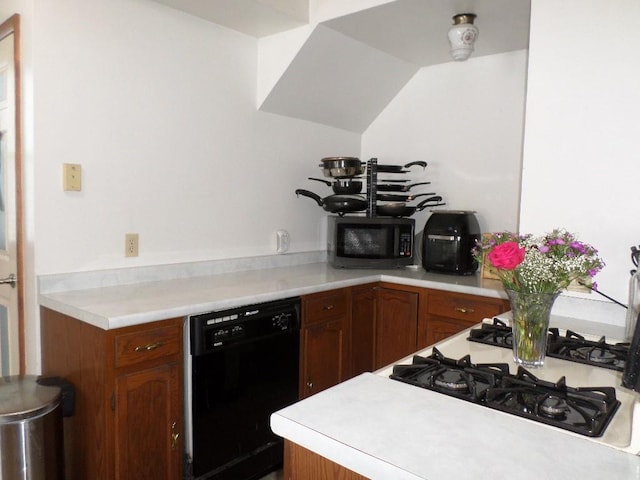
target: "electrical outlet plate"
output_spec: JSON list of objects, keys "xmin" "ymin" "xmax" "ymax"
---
[
  {"xmin": 276, "ymin": 230, "xmax": 290, "ymax": 254},
  {"xmin": 125, "ymin": 233, "xmax": 139, "ymax": 257}
]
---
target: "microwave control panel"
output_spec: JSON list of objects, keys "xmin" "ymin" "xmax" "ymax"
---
[{"xmin": 399, "ymin": 229, "xmax": 412, "ymax": 257}]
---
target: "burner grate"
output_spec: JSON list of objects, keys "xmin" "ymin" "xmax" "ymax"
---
[
  {"xmin": 467, "ymin": 318, "xmax": 629, "ymax": 371},
  {"xmin": 390, "ymin": 348, "xmax": 620, "ymax": 437}
]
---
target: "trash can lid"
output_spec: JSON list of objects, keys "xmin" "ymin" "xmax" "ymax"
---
[{"xmin": 0, "ymin": 375, "xmax": 61, "ymax": 423}]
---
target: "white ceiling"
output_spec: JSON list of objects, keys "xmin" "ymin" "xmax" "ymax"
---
[
  {"xmin": 152, "ymin": 0, "xmax": 308, "ymax": 37},
  {"xmin": 151, "ymin": 0, "xmax": 531, "ymax": 132},
  {"xmin": 323, "ymin": 0, "xmax": 531, "ymax": 67}
]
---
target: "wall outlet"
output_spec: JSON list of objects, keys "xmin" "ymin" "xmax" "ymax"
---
[
  {"xmin": 276, "ymin": 230, "xmax": 290, "ymax": 254},
  {"xmin": 125, "ymin": 233, "xmax": 139, "ymax": 257}
]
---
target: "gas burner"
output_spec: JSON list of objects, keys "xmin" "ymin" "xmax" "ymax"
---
[
  {"xmin": 573, "ymin": 346, "xmax": 617, "ymax": 365},
  {"xmin": 390, "ymin": 350, "xmax": 620, "ymax": 437},
  {"xmin": 434, "ymin": 370, "xmax": 470, "ymax": 392},
  {"xmin": 547, "ymin": 329, "xmax": 629, "ymax": 371},
  {"xmin": 538, "ymin": 395, "xmax": 568, "ymax": 419},
  {"xmin": 467, "ymin": 319, "xmax": 630, "ymax": 371}
]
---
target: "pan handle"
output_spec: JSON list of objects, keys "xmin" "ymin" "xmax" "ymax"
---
[
  {"xmin": 404, "ymin": 161, "xmax": 427, "ymax": 169},
  {"xmin": 308, "ymin": 177, "xmax": 332, "ymax": 187},
  {"xmin": 295, "ymin": 189, "xmax": 324, "ymax": 207},
  {"xmin": 415, "ymin": 196, "xmax": 444, "ymax": 211}
]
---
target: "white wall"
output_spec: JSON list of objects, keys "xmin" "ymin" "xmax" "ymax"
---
[
  {"xmin": 362, "ymin": 50, "xmax": 528, "ymax": 235},
  {"xmin": 12, "ymin": 0, "xmax": 359, "ymax": 372},
  {"xmin": 32, "ymin": 0, "xmax": 358, "ymax": 275},
  {"xmin": 521, "ymin": 0, "xmax": 640, "ymax": 305}
]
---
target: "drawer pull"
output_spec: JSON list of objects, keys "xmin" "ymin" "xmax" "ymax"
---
[
  {"xmin": 171, "ymin": 422, "xmax": 180, "ymax": 451},
  {"xmin": 134, "ymin": 342, "xmax": 163, "ymax": 352},
  {"xmin": 322, "ymin": 304, "xmax": 334, "ymax": 311},
  {"xmin": 454, "ymin": 307, "xmax": 474, "ymax": 314}
]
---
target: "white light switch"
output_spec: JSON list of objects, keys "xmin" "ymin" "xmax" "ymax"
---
[{"xmin": 63, "ymin": 163, "xmax": 82, "ymax": 191}]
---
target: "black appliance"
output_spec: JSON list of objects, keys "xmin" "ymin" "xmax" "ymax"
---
[
  {"xmin": 421, "ymin": 210, "xmax": 480, "ymax": 275},
  {"xmin": 327, "ymin": 215, "xmax": 415, "ymax": 269},
  {"xmin": 390, "ymin": 347, "xmax": 620, "ymax": 437},
  {"xmin": 467, "ymin": 318, "xmax": 630, "ymax": 371},
  {"xmin": 186, "ymin": 297, "xmax": 300, "ymax": 480}
]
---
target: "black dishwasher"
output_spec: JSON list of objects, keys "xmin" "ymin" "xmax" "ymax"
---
[{"xmin": 185, "ymin": 297, "xmax": 300, "ymax": 480}]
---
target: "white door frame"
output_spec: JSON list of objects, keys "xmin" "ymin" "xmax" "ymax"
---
[{"xmin": 0, "ymin": 14, "xmax": 24, "ymax": 375}]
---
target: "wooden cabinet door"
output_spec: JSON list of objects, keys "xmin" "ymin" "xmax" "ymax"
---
[
  {"xmin": 427, "ymin": 317, "xmax": 477, "ymax": 346},
  {"xmin": 375, "ymin": 288, "xmax": 418, "ymax": 369},
  {"xmin": 424, "ymin": 290, "xmax": 509, "ymax": 346},
  {"xmin": 114, "ymin": 362, "xmax": 182, "ymax": 480},
  {"xmin": 350, "ymin": 284, "xmax": 377, "ymax": 377},
  {"xmin": 300, "ymin": 318, "xmax": 347, "ymax": 398}
]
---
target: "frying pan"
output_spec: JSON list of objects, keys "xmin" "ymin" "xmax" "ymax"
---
[
  {"xmin": 376, "ymin": 161, "xmax": 427, "ymax": 173},
  {"xmin": 376, "ymin": 181, "xmax": 431, "ymax": 192},
  {"xmin": 376, "ymin": 192, "xmax": 436, "ymax": 202},
  {"xmin": 308, "ymin": 177, "xmax": 363, "ymax": 195},
  {"xmin": 295, "ymin": 189, "xmax": 367, "ymax": 215},
  {"xmin": 376, "ymin": 196, "xmax": 445, "ymax": 217},
  {"xmin": 319, "ymin": 157, "xmax": 365, "ymax": 178}
]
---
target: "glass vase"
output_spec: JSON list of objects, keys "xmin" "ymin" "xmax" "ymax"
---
[{"xmin": 506, "ymin": 289, "xmax": 560, "ymax": 367}]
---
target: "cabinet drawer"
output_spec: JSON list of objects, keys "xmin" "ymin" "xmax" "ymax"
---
[
  {"xmin": 303, "ymin": 289, "xmax": 349, "ymax": 325},
  {"xmin": 114, "ymin": 323, "xmax": 182, "ymax": 369},
  {"xmin": 427, "ymin": 291, "xmax": 505, "ymax": 322}
]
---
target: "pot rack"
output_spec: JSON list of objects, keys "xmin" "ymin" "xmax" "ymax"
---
[{"xmin": 298, "ymin": 157, "xmax": 443, "ymax": 217}]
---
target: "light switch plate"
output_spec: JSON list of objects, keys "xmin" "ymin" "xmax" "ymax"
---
[{"xmin": 63, "ymin": 163, "xmax": 82, "ymax": 191}]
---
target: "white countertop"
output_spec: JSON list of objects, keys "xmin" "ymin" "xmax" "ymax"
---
[
  {"xmin": 271, "ymin": 324, "xmax": 640, "ymax": 480},
  {"xmin": 38, "ymin": 261, "xmax": 507, "ymax": 330},
  {"xmin": 271, "ymin": 373, "xmax": 640, "ymax": 480}
]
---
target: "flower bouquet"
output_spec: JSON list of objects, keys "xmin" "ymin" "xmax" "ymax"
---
[{"xmin": 473, "ymin": 229, "xmax": 604, "ymax": 366}]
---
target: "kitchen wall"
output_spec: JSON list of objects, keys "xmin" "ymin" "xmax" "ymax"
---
[
  {"xmin": 520, "ymin": 0, "xmax": 640, "ymax": 306},
  {"xmin": 2, "ymin": 0, "xmax": 360, "ymax": 372},
  {"xmin": 362, "ymin": 49, "xmax": 527, "ymax": 235}
]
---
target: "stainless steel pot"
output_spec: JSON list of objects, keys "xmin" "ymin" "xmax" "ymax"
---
[{"xmin": 319, "ymin": 157, "xmax": 365, "ymax": 178}]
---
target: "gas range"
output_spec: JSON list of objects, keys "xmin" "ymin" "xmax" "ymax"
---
[
  {"xmin": 385, "ymin": 318, "xmax": 640, "ymax": 454},
  {"xmin": 391, "ymin": 347, "xmax": 620, "ymax": 437},
  {"xmin": 468, "ymin": 317, "xmax": 630, "ymax": 371}
]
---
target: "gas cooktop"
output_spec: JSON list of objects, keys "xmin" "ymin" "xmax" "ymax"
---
[
  {"xmin": 467, "ymin": 318, "xmax": 630, "ymax": 371},
  {"xmin": 390, "ymin": 347, "xmax": 621, "ymax": 437}
]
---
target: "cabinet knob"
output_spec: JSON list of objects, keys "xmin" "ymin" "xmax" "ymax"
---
[
  {"xmin": 134, "ymin": 342, "xmax": 163, "ymax": 352},
  {"xmin": 322, "ymin": 304, "xmax": 334, "ymax": 311},
  {"xmin": 171, "ymin": 422, "xmax": 180, "ymax": 451},
  {"xmin": 454, "ymin": 307, "xmax": 474, "ymax": 314},
  {"xmin": 306, "ymin": 381, "xmax": 313, "ymax": 390}
]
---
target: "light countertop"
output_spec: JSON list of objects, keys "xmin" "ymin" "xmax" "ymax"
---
[
  {"xmin": 38, "ymin": 261, "xmax": 507, "ymax": 330},
  {"xmin": 271, "ymin": 324, "xmax": 640, "ymax": 480}
]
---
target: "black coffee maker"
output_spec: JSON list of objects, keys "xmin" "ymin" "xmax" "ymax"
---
[{"xmin": 421, "ymin": 210, "xmax": 480, "ymax": 275}]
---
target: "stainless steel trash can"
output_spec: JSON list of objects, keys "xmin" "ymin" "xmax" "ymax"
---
[{"xmin": 0, "ymin": 375, "xmax": 63, "ymax": 479}]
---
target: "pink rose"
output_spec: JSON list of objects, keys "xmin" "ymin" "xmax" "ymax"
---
[{"xmin": 488, "ymin": 241, "xmax": 525, "ymax": 270}]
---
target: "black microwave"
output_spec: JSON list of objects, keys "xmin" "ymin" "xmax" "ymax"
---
[{"xmin": 327, "ymin": 216, "xmax": 415, "ymax": 268}]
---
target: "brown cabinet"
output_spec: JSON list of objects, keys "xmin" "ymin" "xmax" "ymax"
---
[
  {"xmin": 300, "ymin": 289, "xmax": 351, "ymax": 398},
  {"xmin": 423, "ymin": 289, "xmax": 509, "ymax": 346},
  {"xmin": 40, "ymin": 308, "xmax": 183, "ymax": 480},
  {"xmin": 351, "ymin": 283, "xmax": 419, "ymax": 374},
  {"xmin": 284, "ymin": 440, "xmax": 368, "ymax": 480}
]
